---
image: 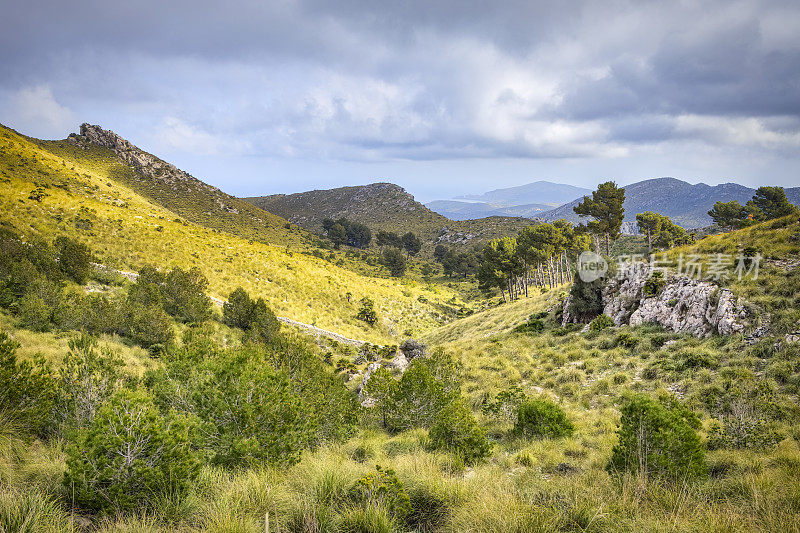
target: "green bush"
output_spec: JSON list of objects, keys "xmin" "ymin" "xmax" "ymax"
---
[
  {"xmin": 223, "ymin": 287, "xmax": 280, "ymax": 342},
  {"xmin": 64, "ymin": 389, "xmax": 200, "ymax": 513},
  {"xmin": 0, "ymin": 331, "xmax": 57, "ymax": 437},
  {"xmin": 589, "ymin": 314, "xmax": 614, "ymax": 331},
  {"xmin": 356, "ymin": 297, "xmax": 379, "ymax": 326},
  {"xmin": 642, "ymin": 271, "xmax": 666, "ymax": 297},
  {"xmin": 481, "ymin": 386, "xmax": 527, "ymax": 422},
  {"xmin": 609, "ymin": 394, "xmax": 706, "ymax": 481},
  {"xmin": 567, "ymin": 274, "xmax": 604, "ymax": 323},
  {"xmin": 615, "ymin": 332, "xmax": 639, "ymax": 349},
  {"xmin": 121, "ymin": 301, "xmax": 175, "ymax": 350},
  {"xmin": 55, "ymin": 236, "xmax": 92, "ymax": 284},
  {"xmin": 514, "ymin": 398, "xmax": 574, "ymax": 439},
  {"xmin": 57, "ymin": 334, "xmax": 124, "ymax": 430},
  {"xmin": 428, "ymin": 401, "xmax": 491, "ymax": 465},
  {"xmin": 349, "ymin": 465, "xmax": 411, "ymax": 523},
  {"xmin": 222, "ymin": 286, "xmax": 253, "ymax": 329}
]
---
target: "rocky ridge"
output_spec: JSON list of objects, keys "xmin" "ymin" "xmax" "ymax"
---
[{"xmin": 70, "ymin": 124, "xmax": 240, "ymax": 213}]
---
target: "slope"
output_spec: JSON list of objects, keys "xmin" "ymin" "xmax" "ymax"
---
[
  {"xmin": 0, "ymin": 123, "xmax": 467, "ymax": 344},
  {"xmin": 39, "ymin": 123, "xmax": 309, "ymax": 247},
  {"xmin": 245, "ymin": 183, "xmax": 533, "ymax": 252}
]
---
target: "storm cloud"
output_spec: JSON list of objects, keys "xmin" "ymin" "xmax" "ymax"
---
[{"xmin": 1, "ymin": 0, "xmax": 798, "ymax": 198}]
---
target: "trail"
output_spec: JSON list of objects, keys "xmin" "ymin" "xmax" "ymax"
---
[{"xmin": 92, "ymin": 263, "xmax": 371, "ymax": 346}]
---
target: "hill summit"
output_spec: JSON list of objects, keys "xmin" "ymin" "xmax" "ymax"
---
[{"xmin": 246, "ymin": 183, "xmax": 534, "ymax": 252}]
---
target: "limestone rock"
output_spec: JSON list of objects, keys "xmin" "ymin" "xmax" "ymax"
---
[{"xmin": 565, "ymin": 265, "xmax": 748, "ymax": 338}]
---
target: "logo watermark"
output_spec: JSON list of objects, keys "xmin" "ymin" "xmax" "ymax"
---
[
  {"xmin": 577, "ymin": 251, "xmax": 608, "ymax": 282},
  {"xmin": 614, "ymin": 252, "xmax": 761, "ymax": 281}
]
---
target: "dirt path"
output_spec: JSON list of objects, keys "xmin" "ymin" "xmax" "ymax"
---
[{"xmin": 93, "ymin": 263, "xmax": 371, "ymax": 346}]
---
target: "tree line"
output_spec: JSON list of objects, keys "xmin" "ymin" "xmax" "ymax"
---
[{"xmin": 708, "ymin": 186, "xmax": 798, "ymax": 232}]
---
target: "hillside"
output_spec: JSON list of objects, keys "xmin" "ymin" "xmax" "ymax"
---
[
  {"xmin": 0, "ymin": 124, "xmax": 468, "ymax": 344},
  {"xmin": 457, "ymin": 180, "xmax": 590, "ymax": 206},
  {"xmin": 540, "ymin": 177, "xmax": 800, "ymax": 228},
  {"xmin": 425, "ymin": 199, "xmax": 551, "ymax": 220},
  {"xmin": 245, "ymin": 183, "xmax": 533, "ymax": 252},
  {"xmin": 38, "ymin": 124, "xmax": 311, "ymax": 247}
]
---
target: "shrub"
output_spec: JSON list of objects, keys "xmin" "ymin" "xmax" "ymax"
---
[
  {"xmin": 609, "ymin": 394, "xmax": 706, "ymax": 481},
  {"xmin": 349, "ymin": 465, "xmax": 411, "ymax": 523},
  {"xmin": 642, "ymin": 271, "xmax": 666, "ymax": 297},
  {"xmin": 64, "ymin": 389, "xmax": 200, "ymax": 513},
  {"xmin": 162, "ymin": 266, "xmax": 212, "ymax": 324},
  {"xmin": 222, "ymin": 286, "xmax": 253, "ymax": 329},
  {"xmin": 55, "ymin": 236, "xmax": 91, "ymax": 284},
  {"xmin": 16, "ymin": 293, "xmax": 54, "ymax": 332},
  {"xmin": 428, "ymin": 401, "xmax": 491, "ymax": 464},
  {"xmin": 356, "ymin": 297, "xmax": 379, "ymax": 326},
  {"xmin": 566, "ymin": 275, "xmax": 604, "ymax": 323},
  {"xmin": 0, "ymin": 332, "xmax": 57, "ymax": 437},
  {"xmin": 57, "ymin": 334, "xmax": 124, "ymax": 429},
  {"xmin": 515, "ymin": 316, "xmax": 545, "ymax": 334},
  {"xmin": 223, "ymin": 287, "xmax": 280, "ymax": 342},
  {"xmin": 247, "ymin": 297, "xmax": 280, "ymax": 343},
  {"xmin": 615, "ymin": 332, "xmax": 639, "ymax": 349},
  {"xmin": 589, "ymin": 314, "xmax": 614, "ymax": 331},
  {"xmin": 482, "ymin": 386, "xmax": 527, "ymax": 422},
  {"xmin": 515, "ymin": 399, "xmax": 574, "ymax": 439},
  {"xmin": 381, "ymin": 247, "xmax": 407, "ymax": 277},
  {"xmin": 121, "ymin": 302, "xmax": 175, "ymax": 350}
]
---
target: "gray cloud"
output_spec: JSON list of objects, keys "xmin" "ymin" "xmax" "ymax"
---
[{"xmin": 0, "ymin": 0, "xmax": 798, "ymax": 194}]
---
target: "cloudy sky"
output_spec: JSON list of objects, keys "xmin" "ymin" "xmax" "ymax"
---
[{"xmin": 1, "ymin": 0, "xmax": 799, "ymax": 201}]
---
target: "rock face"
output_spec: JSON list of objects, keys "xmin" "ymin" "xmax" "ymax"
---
[{"xmin": 564, "ymin": 266, "xmax": 748, "ymax": 337}]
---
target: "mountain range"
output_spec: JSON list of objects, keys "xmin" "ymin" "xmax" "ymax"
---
[
  {"xmin": 538, "ymin": 178, "xmax": 800, "ymax": 228},
  {"xmin": 428, "ymin": 178, "xmax": 800, "ymax": 229}
]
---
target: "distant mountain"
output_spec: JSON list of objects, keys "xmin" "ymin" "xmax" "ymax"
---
[
  {"xmin": 244, "ymin": 183, "xmax": 533, "ymax": 252},
  {"xmin": 539, "ymin": 177, "xmax": 800, "ymax": 229},
  {"xmin": 457, "ymin": 181, "xmax": 591, "ymax": 207},
  {"xmin": 425, "ymin": 200, "xmax": 551, "ymax": 220}
]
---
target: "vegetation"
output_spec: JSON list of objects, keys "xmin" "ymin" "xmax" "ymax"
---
[
  {"xmin": 609, "ymin": 394, "xmax": 706, "ymax": 481},
  {"xmin": 573, "ymin": 181, "xmax": 626, "ymax": 255},
  {"xmin": 514, "ymin": 398, "xmax": 574, "ymax": 439}
]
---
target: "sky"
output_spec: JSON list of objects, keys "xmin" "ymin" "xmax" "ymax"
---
[{"xmin": 1, "ymin": 0, "xmax": 799, "ymax": 202}]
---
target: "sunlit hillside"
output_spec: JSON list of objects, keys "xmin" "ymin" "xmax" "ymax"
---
[{"xmin": 0, "ymin": 124, "xmax": 468, "ymax": 344}]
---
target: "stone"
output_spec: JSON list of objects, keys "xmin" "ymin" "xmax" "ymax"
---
[{"xmin": 564, "ymin": 264, "xmax": 748, "ymax": 338}]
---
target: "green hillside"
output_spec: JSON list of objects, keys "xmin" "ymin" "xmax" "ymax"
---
[
  {"xmin": 246, "ymin": 183, "xmax": 534, "ymax": 254},
  {"xmin": 44, "ymin": 124, "xmax": 311, "ymax": 247},
  {"xmin": 0, "ymin": 124, "xmax": 467, "ymax": 344}
]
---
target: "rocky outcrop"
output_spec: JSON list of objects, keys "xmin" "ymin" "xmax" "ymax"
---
[
  {"xmin": 70, "ymin": 124, "xmax": 238, "ymax": 211},
  {"xmin": 564, "ymin": 266, "xmax": 748, "ymax": 337}
]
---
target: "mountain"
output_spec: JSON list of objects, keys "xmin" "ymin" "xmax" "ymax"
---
[
  {"xmin": 539, "ymin": 177, "xmax": 800, "ymax": 228},
  {"xmin": 425, "ymin": 200, "xmax": 551, "ymax": 220},
  {"xmin": 457, "ymin": 180, "xmax": 591, "ymax": 207},
  {"xmin": 245, "ymin": 184, "xmax": 534, "ymax": 251}
]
